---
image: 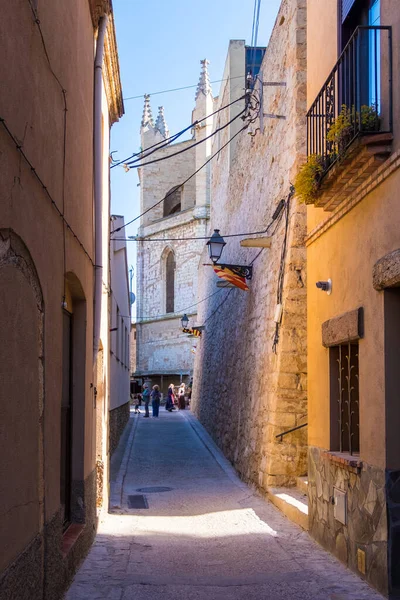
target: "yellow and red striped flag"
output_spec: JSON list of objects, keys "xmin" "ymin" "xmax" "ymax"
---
[{"xmin": 212, "ymin": 265, "xmax": 249, "ymax": 291}]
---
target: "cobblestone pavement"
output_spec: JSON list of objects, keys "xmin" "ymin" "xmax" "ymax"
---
[{"xmin": 65, "ymin": 409, "xmax": 384, "ymax": 600}]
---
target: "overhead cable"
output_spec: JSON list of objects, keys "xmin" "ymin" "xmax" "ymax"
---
[
  {"xmin": 122, "ymin": 75, "xmax": 245, "ymax": 102},
  {"xmin": 112, "ymin": 94, "xmax": 247, "ymax": 170},
  {"xmin": 111, "ymin": 120, "xmax": 251, "ymax": 234},
  {"xmin": 125, "ymin": 106, "xmax": 247, "ymax": 170},
  {"xmin": 112, "ymin": 198, "xmax": 285, "ymax": 243},
  {"xmin": 130, "ymin": 288, "xmax": 225, "ymax": 322},
  {"xmin": 0, "ymin": 117, "xmax": 94, "ymax": 266},
  {"xmin": 111, "ymin": 123, "xmax": 193, "ymax": 169}
]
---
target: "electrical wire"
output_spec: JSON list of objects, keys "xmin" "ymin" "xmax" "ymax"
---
[
  {"xmin": 202, "ymin": 288, "xmax": 234, "ymax": 326},
  {"xmin": 111, "ymin": 123, "xmax": 193, "ymax": 169},
  {"xmin": 111, "ymin": 120, "xmax": 252, "ymax": 234},
  {"xmin": 250, "ymin": 1, "xmax": 262, "ymax": 62},
  {"xmin": 27, "ymin": 0, "xmax": 67, "ymax": 101},
  {"xmin": 129, "ymin": 287, "xmax": 225, "ymax": 323},
  {"xmin": 122, "ymin": 75, "xmax": 246, "ymax": 102},
  {"xmin": 112, "ymin": 193, "xmax": 285, "ymax": 244},
  {"xmin": 272, "ymin": 188, "xmax": 294, "ymax": 353},
  {"xmin": 0, "ymin": 117, "xmax": 94, "ymax": 266},
  {"xmin": 112, "ymin": 94, "xmax": 247, "ymax": 170},
  {"xmin": 200, "ymin": 190, "xmax": 291, "ymax": 331},
  {"xmin": 27, "ymin": 0, "xmax": 72, "ymax": 293},
  {"xmin": 125, "ymin": 105, "xmax": 248, "ymax": 169}
]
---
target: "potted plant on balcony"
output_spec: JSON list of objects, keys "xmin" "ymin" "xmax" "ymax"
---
[
  {"xmin": 294, "ymin": 154, "xmax": 324, "ymax": 205},
  {"xmin": 327, "ymin": 104, "xmax": 380, "ymax": 156}
]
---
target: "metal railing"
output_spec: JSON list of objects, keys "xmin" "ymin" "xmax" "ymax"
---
[
  {"xmin": 276, "ymin": 423, "xmax": 308, "ymax": 442},
  {"xmin": 307, "ymin": 26, "xmax": 392, "ymax": 176}
]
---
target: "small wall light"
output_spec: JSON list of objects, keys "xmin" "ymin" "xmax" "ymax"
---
[
  {"xmin": 316, "ymin": 279, "xmax": 332, "ymax": 295},
  {"xmin": 181, "ymin": 314, "xmax": 189, "ymax": 329},
  {"xmin": 206, "ymin": 229, "xmax": 226, "ymax": 264},
  {"xmin": 206, "ymin": 229, "xmax": 253, "ymax": 281}
]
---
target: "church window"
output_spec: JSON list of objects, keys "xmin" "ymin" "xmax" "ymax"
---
[
  {"xmin": 163, "ymin": 185, "xmax": 182, "ymax": 217},
  {"xmin": 166, "ymin": 252, "xmax": 175, "ymax": 313}
]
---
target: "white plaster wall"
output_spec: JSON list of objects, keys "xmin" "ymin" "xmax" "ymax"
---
[{"xmin": 110, "ymin": 215, "xmax": 130, "ymax": 410}]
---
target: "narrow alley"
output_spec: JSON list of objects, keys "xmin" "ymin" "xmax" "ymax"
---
[{"xmin": 66, "ymin": 410, "xmax": 383, "ymax": 600}]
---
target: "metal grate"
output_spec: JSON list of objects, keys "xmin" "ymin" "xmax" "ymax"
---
[
  {"xmin": 127, "ymin": 494, "xmax": 148, "ymax": 509},
  {"xmin": 307, "ymin": 26, "xmax": 392, "ymax": 178},
  {"xmin": 330, "ymin": 342, "xmax": 360, "ymax": 454}
]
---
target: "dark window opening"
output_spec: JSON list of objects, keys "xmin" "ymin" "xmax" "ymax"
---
[
  {"xmin": 341, "ymin": 0, "xmax": 380, "ymax": 46},
  {"xmin": 166, "ymin": 252, "xmax": 175, "ymax": 313},
  {"xmin": 163, "ymin": 185, "xmax": 182, "ymax": 217},
  {"xmin": 61, "ymin": 310, "xmax": 73, "ymax": 527},
  {"xmin": 338, "ymin": 0, "xmax": 381, "ymax": 126},
  {"xmin": 330, "ymin": 342, "xmax": 360, "ymax": 454}
]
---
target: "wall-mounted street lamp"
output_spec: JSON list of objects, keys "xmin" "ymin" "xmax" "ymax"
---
[
  {"xmin": 206, "ymin": 229, "xmax": 226, "ymax": 263},
  {"xmin": 181, "ymin": 313, "xmax": 189, "ymax": 329},
  {"xmin": 206, "ymin": 229, "xmax": 253, "ymax": 280}
]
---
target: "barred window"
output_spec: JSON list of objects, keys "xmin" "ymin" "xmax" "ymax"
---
[{"xmin": 330, "ymin": 342, "xmax": 360, "ymax": 454}]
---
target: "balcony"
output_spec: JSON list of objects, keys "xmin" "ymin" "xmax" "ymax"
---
[{"xmin": 306, "ymin": 26, "xmax": 393, "ymax": 210}]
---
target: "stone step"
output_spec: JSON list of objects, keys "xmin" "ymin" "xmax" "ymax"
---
[
  {"xmin": 267, "ymin": 486, "xmax": 309, "ymax": 530},
  {"xmin": 296, "ymin": 476, "xmax": 308, "ymax": 494}
]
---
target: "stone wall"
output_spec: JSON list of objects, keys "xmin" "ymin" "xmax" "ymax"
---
[
  {"xmin": 109, "ymin": 402, "xmax": 130, "ymax": 456},
  {"xmin": 192, "ymin": 0, "xmax": 307, "ymax": 491},
  {"xmin": 0, "ymin": 470, "xmax": 97, "ymax": 600},
  {"xmin": 308, "ymin": 447, "xmax": 389, "ymax": 595},
  {"xmin": 136, "ymin": 208, "xmax": 208, "ymax": 379}
]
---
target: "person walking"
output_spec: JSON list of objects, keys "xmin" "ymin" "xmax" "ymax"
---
[
  {"xmin": 178, "ymin": 383, "xmax": 186, "ymax": 410},
  {"xmin": 134, "ymin": 392, "xmax": 142, "ymax": 414},
  {"xmin": 151, "ymin": 385, "xmax": 161, "ymax": 417},
  {"xmin": 142, "ymin": 384, "xmax": 151, "ymax": 418},
  {"xmin": 165, "ymin": 383, "xmax": 175, "ymax": 412}
]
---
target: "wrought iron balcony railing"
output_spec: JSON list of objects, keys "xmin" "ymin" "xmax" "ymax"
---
[{"xmin": 307, "ymin": 26, "xmax": 392, "ymax": 177}]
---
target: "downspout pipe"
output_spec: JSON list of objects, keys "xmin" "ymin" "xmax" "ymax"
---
[{"xmin": 93, "ymin": 15, "xmax": 108, "ymax": 363}]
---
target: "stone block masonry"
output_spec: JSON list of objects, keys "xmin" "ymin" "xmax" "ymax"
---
[
  {"xmin": 109, "ymin": 402, "xmax": 130, "ymax": 456},
  {"xmin": 135, "ymin": 67, "xmax": 212, "ymax": 389},
  {"xmin": 308, "ymin": 447, "xmax": 389, "ymax": 595},
  {"xmin": 192, "ymin": 0, "xmax": 307, "ymax": 493}
]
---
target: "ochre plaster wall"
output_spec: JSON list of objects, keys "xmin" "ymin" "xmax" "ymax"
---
[
  {"xmin": 307, "ymin": 170, "xmax": 400, "ymax": 469},
  {"xmin": 0, "ymin": 1, "xmax": 98, "ymax": 596}
]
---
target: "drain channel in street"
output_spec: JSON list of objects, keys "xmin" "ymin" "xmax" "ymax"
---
[{"xmin": 127, "ymin": 494, "xmax": 148, "ymax": 509}]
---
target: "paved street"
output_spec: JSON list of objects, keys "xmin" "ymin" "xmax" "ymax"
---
[{"xmin": 65, "ymin": 409, "xmax": 383, "ymax": 600}]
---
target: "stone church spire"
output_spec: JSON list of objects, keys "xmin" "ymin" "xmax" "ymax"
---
[
  {"xmin": 154, "ymin": 106, "xmax": 169, "ymax": 139},
  {"xmin": 195, "ymin": 59, "xmax": 211, "ymax": 100},
  {"xmin": 141, "ymin": 94, "xmax": 154, "ymax": 128}
]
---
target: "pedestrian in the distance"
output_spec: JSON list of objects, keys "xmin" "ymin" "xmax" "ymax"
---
[
  {"xmin": 178, "ymin": 383, "xmax": 186, "ymax": 410},
  {"xmin": 151, "ymin": 385, "xmax": 161, "ymax": 417},
  {"xmin": 134, "ymin": 392, "xmax": 142, "ymax": 414},
  {"xmin": 165, "ymin": 383, "xmax": 175, "ymax": 412},
  {"xmin": 142, "ymin": 384, "xmax": 150, "ymax": 417}
]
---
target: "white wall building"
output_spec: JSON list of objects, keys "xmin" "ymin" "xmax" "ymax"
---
[
  {"xmin": 134, "ymin": 61, "xmax": 213, "ymax": 393},
  {"xmin": 109, "ymin": 215, "xmax": 131, "ymax": 453}
]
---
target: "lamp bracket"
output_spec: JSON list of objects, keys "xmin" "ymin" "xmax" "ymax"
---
[{"xmin": 218, "ymin": 263, "xmax": 253, "ymax": 281}]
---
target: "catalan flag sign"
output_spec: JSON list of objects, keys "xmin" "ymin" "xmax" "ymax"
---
[
  {"xmin": 212, "ymin": 265, "xmax": 249, "ymax": 291},
  {"xmin": 182, "ymin": 327, "xmax": 202, "ymax": 338}
]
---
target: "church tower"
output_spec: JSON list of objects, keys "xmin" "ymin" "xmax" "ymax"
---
[{"xmin": 135, "ymin": 62, "xmax": 213, "ymax": 392}]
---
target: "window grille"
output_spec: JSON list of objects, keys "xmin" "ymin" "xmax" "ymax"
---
[{"xmin": 330, "ymin": 342, "xmax": 360, "ymax": 454}]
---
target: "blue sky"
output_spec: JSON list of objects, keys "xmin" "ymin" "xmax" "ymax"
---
[{"xmin": 110, "ymin": 0, "xmax": 282, "ymax": 287}]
